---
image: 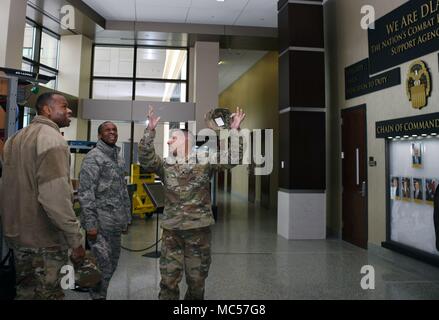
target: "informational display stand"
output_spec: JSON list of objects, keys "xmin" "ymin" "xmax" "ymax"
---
[
  {"xmin": 376, "ymin": 112, "xmax": 439, "ymax": 266},
  {"xmin": 142, "ymin": 182, "xmax": 165, "ymax": 259}
]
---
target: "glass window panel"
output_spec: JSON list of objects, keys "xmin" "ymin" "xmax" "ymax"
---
[
  {"xmin": 92, "ymin": 80, "xmax": 133, "ymax": 100},
  {"xmin": 23, "ymin": 107, "xmax": 36, "ymax": 128},
  {"xmin": 93, "ymin": 47, "xmax": 134, "ymax": 77},
  {"xmin": 22, "ymin": 23, "xmax": 35, "ymax": 60},
  {"xmin": 40, "ymin": 32, "xmax": 59, "ymax": 69},
  {"xmin": 39, "ymin": 68, "xmax": 57, "ymax": 90},
  {"xmin": 21, "ymin": 62, "xmax": 32, "ymax": 72},
  {"xmin": 136, "ymin": 48, "xmax": 187, "ymax": 80},
  {"xmin": 134, "ymin": 122, "xmax": 148, "ymax": 146},
  {"xmin": 135, "ymin": 81, "xmax": 186, "ymax": 102},
  {"xmin": 134, "ymin": 122, "xmax": 164, "ymax": 160}
]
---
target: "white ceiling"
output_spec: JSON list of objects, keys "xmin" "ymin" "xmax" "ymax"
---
[
  {"xmin": 82, "ymin": 0, "xmax": 277, "ymax": 28},
  {"xmin": 219, "ymin": 49, "xmax": 267, "ymax": 93}
]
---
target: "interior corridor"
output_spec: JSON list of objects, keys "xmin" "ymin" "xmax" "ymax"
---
[{"xmin": 66, "ymin": 192, "xmax": 439, "ymax": 300}]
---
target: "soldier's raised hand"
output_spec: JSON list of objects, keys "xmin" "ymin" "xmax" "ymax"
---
[
  {"xmin": 230, "ymin": 107, "xmax": 246, "ymax": 130},
  {"xmin": 147, "ymin": 105, "xmax": 161, "ymax": 131}
]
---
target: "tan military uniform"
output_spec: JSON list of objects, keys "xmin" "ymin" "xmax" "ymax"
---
[{"xmin": 1, "ymin": 116, "xmax": 83, "ymax": 300}]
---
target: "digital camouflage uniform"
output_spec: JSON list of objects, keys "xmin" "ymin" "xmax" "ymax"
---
[
  {"xmin": 78, "ymin": 139, "xmax": 131, "ymax": 299},
  {"xmin": 138, "ymin": 127, "xmax": 242, "ymax": 300}
]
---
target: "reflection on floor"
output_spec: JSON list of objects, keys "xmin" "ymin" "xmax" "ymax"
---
[{"xmin": 66, "ymin": 191, "xmax": 439, "ymax": 300}]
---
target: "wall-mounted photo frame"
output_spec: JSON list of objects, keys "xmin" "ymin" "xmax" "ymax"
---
[
  {"xmin": 413, "ymin": 178, "xmax": 424, "ymax": 203},
  {"xmin": 390, "ymin": 176, "xmax": 401, "ymax": 200},
  {"xmin": 426, "ymin": 178, "xmax": 439, "ymax": 205},
  {"xmin": 401, "ymin": 177, "xmax": 412, "ymax": 201},
  {"xmin": 382, "ymin": 114, "xmax": 439, "ymax": 264},
  {"xmin": 411, "ymin": 142, "xmax": 423, "ymax": 168}
]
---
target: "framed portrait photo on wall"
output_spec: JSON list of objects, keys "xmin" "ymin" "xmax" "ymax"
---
[
  {"xmin": 426, "ymin": 178, "xmax": 439, "ymax": 205},
  {"xmin": 391, "ymin": 176, "xmax": 401, "ymax": 200},
  {"xmin": 401, "ymin": 177, "xmax": 412, "ymax": 201},
  {"xmin": 413, "ymin": 178, "xmax": 424, "ymax": 203},
  {"xmin": 411, "ymin": 142, "xmax": 423, "ymax": 168}
]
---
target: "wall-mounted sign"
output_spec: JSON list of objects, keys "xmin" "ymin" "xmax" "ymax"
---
[
  {"xmin": 345, "ymin": 58, "xmax": 401, "ymax": 100},
  {"xmin": 376, "ymin": 112, "xmax": 439, "ymax": 138},
  {"xmin": 368, "ymin": 0, "xmax": 439, "ymax": 74},
  {"xmin": 406, "ymin": 60, "xmax": 431, "ymax": 109}
]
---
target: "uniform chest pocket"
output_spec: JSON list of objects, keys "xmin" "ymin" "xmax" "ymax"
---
[
  {"xmin": 185, "ymin": 166, "xmax": 210, "ymax": 189},
  {"xmin": 164, "ymin": 170, "xmax": 180, "ymax": 190},
  {"xmin": 97, "ymin": 162, "xmax": 122, "ymax": 192}
]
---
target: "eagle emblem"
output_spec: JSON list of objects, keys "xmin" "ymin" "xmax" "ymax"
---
[{"xmin": 406, "ymin": 60, "xmax": 431, "ymax": 109}]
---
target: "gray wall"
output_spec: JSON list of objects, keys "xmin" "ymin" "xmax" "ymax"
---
[{"xmin": 82, "ymin": 99, "xmax": 195, "ymax": 122}]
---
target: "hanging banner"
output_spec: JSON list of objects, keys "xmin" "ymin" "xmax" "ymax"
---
[{"xmin": 368, "ymin": 0, "xmax": 439, "ymax": 74}]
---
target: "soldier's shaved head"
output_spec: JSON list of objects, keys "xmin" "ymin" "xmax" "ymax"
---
[{"xmin": 167, "ymin": 128, "xmax": 195, "ymax": 158}]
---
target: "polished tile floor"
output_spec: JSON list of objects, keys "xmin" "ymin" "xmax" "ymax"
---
[{"xmin": 66, "ymin": 192, "xmax": 439, "ymax": 300}]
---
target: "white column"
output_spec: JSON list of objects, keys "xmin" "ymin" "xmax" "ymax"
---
[
  {"xmin": 193, "ymin": 42, "xmax": 219, "ymax": 130},
  {"xmin": 58, "ymin": 34, "xmax": 93, "ymax": 177},
  {"xmin": 278, "ymin": 191, "xmax": 326, "ymax": 239},
  {"xmin": 58, "ymin": 35, "xmax": 93, "ymax": 99},
  {"xmin": 0, "ymin": 0, "xmax": 27, "ymax": 69}
]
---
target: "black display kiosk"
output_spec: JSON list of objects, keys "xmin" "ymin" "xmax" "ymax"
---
[{"xmin": 142, "ymin": 182, "xmax": 165, "ymax": 259}]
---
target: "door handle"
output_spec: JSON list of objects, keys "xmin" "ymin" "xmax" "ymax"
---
[
  {"xmin": 359, "ymin": 181, "xmax": 366, "ymax": 197},
  {"xmin": 355, "ymin": 148, "xmax": 360, "ymax": 186}
]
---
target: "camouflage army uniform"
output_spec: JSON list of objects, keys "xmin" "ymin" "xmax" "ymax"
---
[
  {"xmin": 78, "ymin": 139, "xmax": 131, "ymax": 299},
  {"xmin": 138, "ymin": 128, "xmax": 242, "ymax": 300},
  {"xmin": 9, "ymin": 243, "xmax": 67, "ymax": 300}
]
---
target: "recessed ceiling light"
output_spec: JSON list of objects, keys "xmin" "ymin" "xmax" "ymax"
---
[{"xmin": 216, "ymin": 0, "xmax": 225, "ymax": 2}]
